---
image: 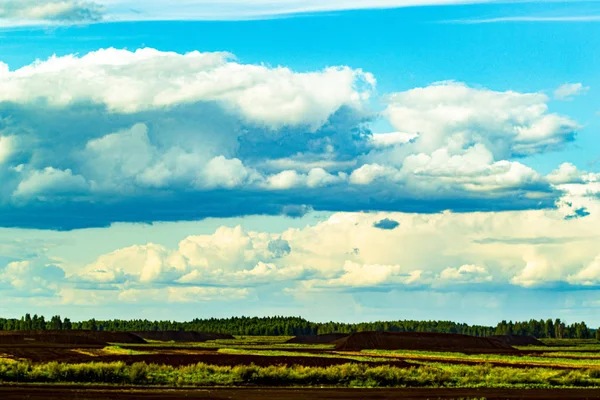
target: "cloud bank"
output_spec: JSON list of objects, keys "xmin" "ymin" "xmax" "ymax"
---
[
  {"xmin": 0, "ymin": 48, "xmax": 583, "ymax": 229},
  {"xmin": 3, "ymin": 176, "xmax": 600, "ymax": 305}
]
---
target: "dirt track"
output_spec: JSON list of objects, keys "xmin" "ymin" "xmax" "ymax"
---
[{"xmin": 3, "ymin": 386, "xmax": 600, "ymax": 400}]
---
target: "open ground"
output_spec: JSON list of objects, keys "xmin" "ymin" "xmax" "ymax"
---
[{"xmin": 3, "ymin": 331, "xmax": 600, "ymax": 398}]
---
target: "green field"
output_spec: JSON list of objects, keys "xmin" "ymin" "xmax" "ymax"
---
[{"xmin": 2, "ymin": 336, "xmax": 600, "ymax": 389}]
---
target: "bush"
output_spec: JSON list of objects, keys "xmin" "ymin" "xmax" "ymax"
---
[
  {"xmin": 589, "ymin": 369, "xmax": 600, "ymax": 379},
  {"xmin": 129, "ymin": 362, "xmax": 147, "ymax": 384}
]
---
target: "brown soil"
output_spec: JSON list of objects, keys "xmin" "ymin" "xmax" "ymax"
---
[
  {"xmin": 3, "ymin": 386, "xmax": 600, "ymax": 400},
  {"xmin": 0, "ymin": 347, "xmax": 409, "ymax": 368},
  {"xmin": 334, "ymin": 331, "xmax": 516, "ymax": 353},
  {"xmin": 0, "ymin": 347, "xmax": 93, "ymax": 363},
  {"xmin": 286, "ymin": 334, "xmax": 348, "ymax": 344},
  {"xmin": 0, "ymin": 331, "xmax": 107, "ymax": 346},
  {"xmin": 131, "ymin": 331, "xmax": 234, "ymax": 342},
  {"xmin": 83, "ymin": 331, "xmax": 148, "ymax": 344},
  {"xmin": 489, "ymin": 335, "xmax": 546, "ymax": 346}
]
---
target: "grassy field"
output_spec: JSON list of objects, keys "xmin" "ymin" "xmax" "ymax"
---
[{"xmin": 2, "ymin": 336, "xmax": 600, "ymax": 389}]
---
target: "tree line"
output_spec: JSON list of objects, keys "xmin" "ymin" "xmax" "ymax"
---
[{"xmin": 0, "ymin": 314, "xmax": 597, "ymax": 339}]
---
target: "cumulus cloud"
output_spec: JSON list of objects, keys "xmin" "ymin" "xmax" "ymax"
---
[
  {"xmin": 0, "ymin": 49, "xmax": 583, "ymax": 229},
  {"xmin": 13, "ymin": 167, "xmax": 89, "ymax": 200},
  {"xmin": 0, "ymin": 0, "xmax": 103, "ymax": 26},
  {"xmin": 554, "ymin": 83, "xmax": 589, "ymax": 101},
  {"xmin": 70, "ymin": 186, "xmax": 600, "ymax": 295},
  {"xmin": 383, "ymin": 81, "xmax": 579, "ymax": 158},
  {"xmin": 0, "ymin": 260, "xmax": 65, "ymax": 297},
  {"xmin": 0, "ymin": 48, "xmax": 372, "ymax": 129},
  {"xmin": 5, "ymin": 178, "xmax": 600, "ymax": 304},
  {"xmin": 439, "ymin": 264, "xmax": 493, "ymax": 284},
  {"xmin": 568, "ymin": 255, "xmax": 600, "ymax": 286},
  {"xmin": 326, "ymin": 261, "xmax": 405, "ymax": 287},
  {"xmin": 547, "ymin": 163, "xmax": 584, "ymax": 185},
  {"xmin": 370, "ymin": 132, "xmax": 417, "ymax": 147},
  {"xmin": 511, "ymin": 253, "xmax": 558, "ymax": 288}
]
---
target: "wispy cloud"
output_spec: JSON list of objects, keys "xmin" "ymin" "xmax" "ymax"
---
[
  {"xmin": 3, "ymin": 0, "xmax": 499, "ymax": 25},
  {"xmin": 451, "ymin": 15, "xmax": 600, "ymax": 24},
  {"xmin": 101, "ymin": 0, "xmax": 495, "ymax": 22},
  {"xmin": 554, "ymin": 83, "xmax": 590, "ymax": 101}
]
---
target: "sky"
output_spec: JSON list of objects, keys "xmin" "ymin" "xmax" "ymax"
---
[{"xmin": 0, "ymin": 0, "xmax": 600, "ymax": 325}]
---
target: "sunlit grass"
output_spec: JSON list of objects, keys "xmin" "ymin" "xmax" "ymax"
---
[
  {"xmin": 358, "ymin": 349, "xmax": 600, "ymax": 369},
  {"xmin": 1, "ymin": 359, "xmax": 600, "ymax": 388},
  {"xmin": 102, "ymin": 346, "xmax": 151, "ymax": 356}
]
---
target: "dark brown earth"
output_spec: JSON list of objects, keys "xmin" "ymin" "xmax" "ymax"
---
[
  {"xmin": 3, "ymin": 386, "xmax": 600, "ymax": 400},
  {"xmin": 334, "ymin": 331, "xmax": 517, "ymax": 353},
  {"xmin": 286, "ymin": 333, "xmax": 348, "ymax": 344},
  {"xmin": 0, "ymin": 347, "xmax": 409, "ymax": 368},
  {"xmin": 131, "ymin": 331, "xmax": 234, "ymax": 342},
  {"xmin": 0, "ymin": 330, "xmax": 147, "ymax": 345},
  {"xmin": 0, "ymin": 331, "xmax": 107, "ymax": 346},
  {"xmin": 489, "ymin": 335, "xmax": 546, "ymax": 346}
]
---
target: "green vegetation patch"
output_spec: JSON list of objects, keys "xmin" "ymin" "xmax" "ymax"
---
[
  {"xmin": 1, "ymin": 360, "xmax": 600, "ymax": 388},
  {"xmin": 360, "ymin": 350, "xmax": 600, "ymax": 369}
]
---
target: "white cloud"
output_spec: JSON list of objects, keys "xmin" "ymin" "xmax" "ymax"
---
[
  {"xmin": 330, "ymin": 261, "xmax": 404, "ymax": 287},
  {"xmin": 568, "ymin": 255, "xmax": 600, "ymax": 286},
  {"xmin": 265, "ymin": 170, "xmax": 304, "ymax": 190},
  {"xmin": 439, "ymin": 264, "xmax": 493, "ymax": 284},
  {"xmin": 0, "ymin": 48, "xmax": 373, "ymax": 130},
  {"xmin": 547, "ymin": 162, "xmax": 584, "ymax": 185},
  {"xmin": 455, "ymin": 15, "xmax": 600, "ymax": 24},
  {"xmin": 0, "ymin": 136, "xmax": 14, "ymax": 164},
  {"xmin": 79, "ymin": 243, "xmax": 186, "ymax": 284},
  {"xmin": 554, "ymin": 83, "xmax": 589, "ymax": 100},
  {"xmin": 349, "ymin": 164, "xmax": 399, "ymax": 185},
  {"xmin": 399, "ymin": 144, "xmax": 541, "ymax": 192},
  {"xmin": 510, "ymin": 251, "xmax": 566, "ymax": 288},
  {"xmin": 370, "ymin": 132, "xmax": 418, "ymax": 147},
  {"xmin": 384, "ymin": 81, "xmax": 579, "ymax": 158},
  {"xmin": 0, "ymin": 50, "xmax": 585, "ymax": 229},
  {"xmin": 0, "ymin": 260, "xmax": 65, "ymax": 296},
  {"xmin": 83, "ymin": 123, "xmax": 156, "ymax": 189},
  {"xmin": 8, "ymin": 178, "xmax": 600, "ymax": 303},
  {"xmin": 202, "ymin": 156, "xmax": 254, "ymax": 189},
  {"xmin": 265, "ymin": 168, "xmax": 345, "ymax": 190},
  {"xmin": 78, "ymin": 123, "xmax": 257, "ymax": 193},
  {"xmin": 13, "ymin": 167, "xmax": 88, "ymax": 200}
]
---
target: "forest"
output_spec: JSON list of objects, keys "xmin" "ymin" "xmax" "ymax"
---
[{"xmin": 0, "ymin": 314, "xmax": 596, "ymax": 339}]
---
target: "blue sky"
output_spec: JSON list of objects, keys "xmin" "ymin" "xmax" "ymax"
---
[{"xmin": 0, "ymin": 0, "xmax": 600, "ymax": 325}]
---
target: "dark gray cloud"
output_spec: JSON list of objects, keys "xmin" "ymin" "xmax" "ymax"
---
[
  {"xmin": 565, "ymin": 207, "xmax": 591, "ymax": 220},
  {"xmin": 373, "ymin": 218, "xmax": 400, "ymax": 230},
  {"xmin": 268, "ymin": 238, "xmax": 292, "ymax": 258}
]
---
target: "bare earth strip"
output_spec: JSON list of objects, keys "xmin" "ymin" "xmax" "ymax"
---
[{"xmin": 3, "ymin": 386, "xmax": 600, "ymax": 400}]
